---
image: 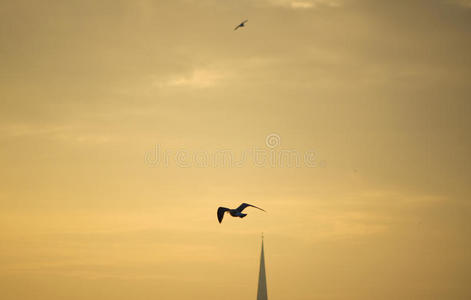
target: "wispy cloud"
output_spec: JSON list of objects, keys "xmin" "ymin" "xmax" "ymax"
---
[
  {"xmin": 155, "ymin": 68, "xmax": 226, "ymax": 89},
  {"xmin": 264, "ymin": 0, "xmax": 342, "ymax": 9},
  {"xmin": 0, "ymin": 122, "xmax": 116, "ymax": 144}
]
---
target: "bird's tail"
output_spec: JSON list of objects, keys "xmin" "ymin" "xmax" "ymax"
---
[{"xmin": 239, "ymin": 213, "xmax": 247, "ymax": 218}]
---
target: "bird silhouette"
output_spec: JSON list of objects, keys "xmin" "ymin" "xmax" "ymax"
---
[
  {"xmin": 217, "ymin": 203, "xmax": 265, "ymax": 223},
  {"xmin": 234, "ymin": 19, "xmax": 248, "ymax": 31}
]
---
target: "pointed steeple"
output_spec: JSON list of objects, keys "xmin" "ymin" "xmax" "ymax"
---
[{"xmin": 257, "ymin": 233, "xmax": 268, "ymax": 300}]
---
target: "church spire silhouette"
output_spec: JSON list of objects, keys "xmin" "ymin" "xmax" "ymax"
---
[{"xmin": 257, "ymin": 233, "xmax": 268, "ymax": 300}]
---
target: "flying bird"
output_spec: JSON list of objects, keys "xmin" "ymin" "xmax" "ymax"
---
[
  {"xmin": 234, "ymin": 19, "xmax": 248, "ymax": 31},
  {"xmin": 217, "ymin": 203, "xmax": 265, "ymax": 223}
]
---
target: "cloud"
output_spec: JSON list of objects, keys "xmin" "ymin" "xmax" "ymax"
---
[
  {"xmin": 0, "ymin": 122, "xmax": 116, "ymax": 144},
  {"xmin": 264, "ymin": 0, "xmax": 342, "ymax": 9},
  {"xmin": 156, "ymin": 68, "xmax": 225, "ymax": 89}
]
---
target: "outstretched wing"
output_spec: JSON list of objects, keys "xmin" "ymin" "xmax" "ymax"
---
[
  {"xmin": 234, "ymin": 20, "xmax": 248, "ymax": 30},
  {"xmin": 217, "ymin": 207, "xmax": 229, "ymax": 223},
  {"xmin": 236, "ymin": 203, "xmax": 265, "ymax": 212}
]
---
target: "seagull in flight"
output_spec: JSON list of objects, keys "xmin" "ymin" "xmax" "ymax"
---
[
  {"xmin": 217, "ymin": 203, "xmax": 265, "ymax": 223},
  {"xmin": 234, "ymin": 19, "xmax": 248, "ymax": 31}
]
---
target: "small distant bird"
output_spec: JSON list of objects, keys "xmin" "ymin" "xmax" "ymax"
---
[
  {"xmin": 217, "ymin": 203, "xmax": 265, "ymax": 223},
  {"xmin": 234, "ymin": 19, "xmax": 248, "ymax": 31}
]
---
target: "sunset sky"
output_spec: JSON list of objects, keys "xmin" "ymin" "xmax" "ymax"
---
[{"xmin": 1, "ymin": 0, "xmax": 470, "ymax": 299}]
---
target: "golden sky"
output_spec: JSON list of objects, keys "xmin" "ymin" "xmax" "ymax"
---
[{"xmin": 1, "ymin": 0, "xmax": 471, "ymax": 299}]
